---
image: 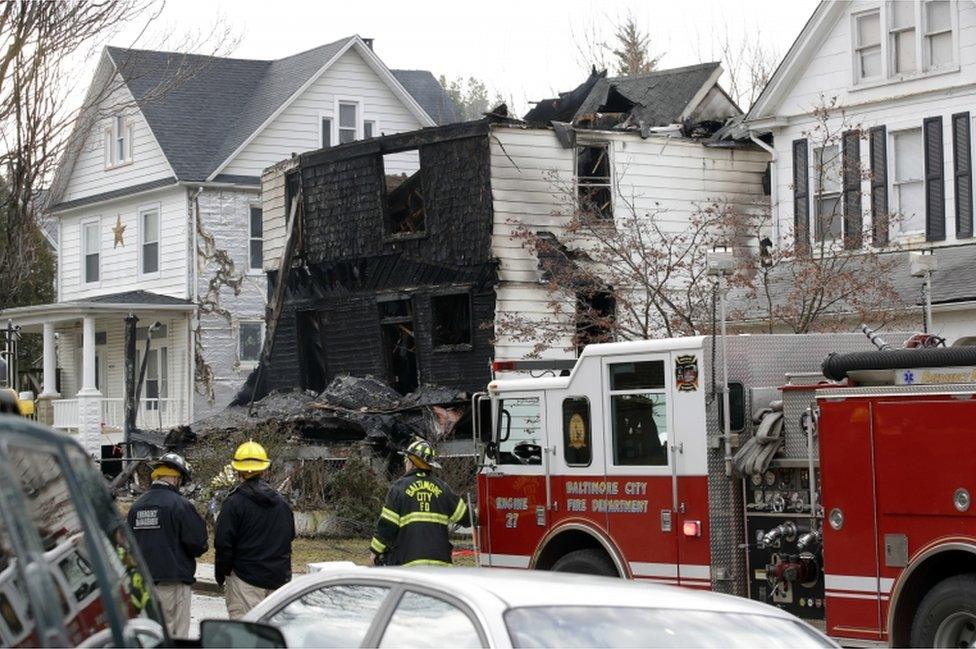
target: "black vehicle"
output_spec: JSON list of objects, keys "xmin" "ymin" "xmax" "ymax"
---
[{"xmin": 0, "ymin": 415, "xmax": 285, "ymax": 647}]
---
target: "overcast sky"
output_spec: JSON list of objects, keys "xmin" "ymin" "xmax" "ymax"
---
[{"xmin": 80, "ymin": 0, "xmax": 819, "ymax": 114}]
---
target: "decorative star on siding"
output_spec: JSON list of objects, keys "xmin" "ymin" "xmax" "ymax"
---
[{"xmin": 112, "ymin": 214, "xmax": 126, "ymax": 248}]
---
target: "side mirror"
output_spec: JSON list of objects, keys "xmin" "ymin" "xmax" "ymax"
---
[
  {"xmin": 498, "ymin": 408, "xmax": 511, "ymax": 443},
  {"xmin": 199, "ymin": 620, "xmax": 287, "ymax": 648}
]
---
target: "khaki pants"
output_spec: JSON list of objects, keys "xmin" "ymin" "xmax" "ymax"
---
[
  {"xmin": 155, "ymin": 582, "xmax": 192, "ymax": 638},
  {"xmin": 225, "ymin": 573, "xmax": 273, "ymax": 620}
]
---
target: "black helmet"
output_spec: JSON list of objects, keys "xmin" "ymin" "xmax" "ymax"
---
[{"xmin": 152, "ymin": 452, "xmax": 192, "ymax": 482}]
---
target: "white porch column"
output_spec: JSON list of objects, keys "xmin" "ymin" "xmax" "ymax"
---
[
  {"xmin": 39, "ymin": 321, "xmax": 60, "ymax": 399},
  {"xmin": 77, "ymin": 315, "xmax": 102, "ymax": 458}
]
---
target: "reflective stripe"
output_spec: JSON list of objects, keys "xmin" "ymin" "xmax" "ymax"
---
[
  {"xmin": 380, "ymin": 507, "xmax": 400, "ymax": 525},
  {"xmin": 400, "ymin": 512, "xmax": 449, "ymax": 526},
  {"xmin": 449, "ymin": 499, "xmax": 467, "ymax": 524},
  {"xmin": 402, "ymin": 559, "xmax": 452, "ymax": 567},
  {"xmin": 370, "ymin": 537, "xmax": 387, "ymax": 553}
]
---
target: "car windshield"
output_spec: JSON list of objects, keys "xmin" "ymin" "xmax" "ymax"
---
[{"xmin": 504, "ymin": 606, "xmax": 833, "ymax": 648}]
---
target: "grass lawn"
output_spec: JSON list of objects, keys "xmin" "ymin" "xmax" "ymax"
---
[{"xmin": 198, "ymin": 537, "xmax": 477, "ymax": 573}]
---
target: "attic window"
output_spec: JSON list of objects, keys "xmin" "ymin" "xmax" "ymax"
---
[
  {"xmin": 383, "ymin": 150, "xmax": 425, "ymax": 236},
  {"xmin": 104, "ymin": 114, "xmax": 132, "ymax": 168},
  {"xmin": 576, "ymin": 144, "xmax": 613, "ymax": 220}
]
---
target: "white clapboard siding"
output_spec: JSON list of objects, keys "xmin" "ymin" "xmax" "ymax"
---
[
  {"xmin": 60, "ymin": 187, "xmax": 189, "ymax": 301},
  {"xmin": 489, "ymin": 124, "xmax": 768, "ymax": 360},
  {"xmin": 766, "ymin": 1, "xmax": 976, "ymax": 248},
  {"xmin": 62, "ymin": 73, "xmax": 174, "ymax": 203},
  {"xmin": 261, "ymin": 160, "xmax": 292, "ymax": 271},
  {"xmin": 222, "ymin": 47, "xmax": 425, "ymax": 178}
]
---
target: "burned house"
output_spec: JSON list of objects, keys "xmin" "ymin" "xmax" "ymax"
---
[{"xmin": 254, "ymin": 62, "xmax": 769, "ymax": 399}]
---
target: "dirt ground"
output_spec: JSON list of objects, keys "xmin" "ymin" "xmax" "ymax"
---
[{"xmin": 198, "ymin": 537, "xmax": 477, "ymax": 572}]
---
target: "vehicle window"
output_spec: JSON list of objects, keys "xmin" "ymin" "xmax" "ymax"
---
[
  {"xmin": 497, "ymin": 397, "xmax": 542, "ymax": 465},
  {"xmin": 379, "ymin": 591, "xmax": 483, "ymax": 648},
  {"xmin": 267, "ymin": 583, "xmax": 389, "ymax": 647},
  {"xmin": 504, "ymin": 606, "xmax": 833, "ymax": 648},
  {"xmin": 562, "ymin": 397, "xmax": 591, "ymax": 467},
  {"xmin": 0, "ymin": 514, "xmax": 37, "ymax": 648},
  {"xmin": 608, "ymin": 361, "xmax": 669, "ymax": 466}
]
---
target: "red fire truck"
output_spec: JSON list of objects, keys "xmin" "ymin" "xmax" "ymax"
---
[{"xmin": 474, "ymin": 333, "xmax": 976, "ymax": 647}]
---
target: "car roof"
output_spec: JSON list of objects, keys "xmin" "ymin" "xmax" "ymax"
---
[{"xmin": 286, "ymin": 565, "xmax": 799, "ymax": 619}]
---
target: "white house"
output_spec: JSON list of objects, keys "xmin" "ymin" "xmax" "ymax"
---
[
  {"xmin": 744, "ymin": 0, "xmax": 976, "ymax": 340},
  {"xmin": 3, "ymin": 35, "xmax": 458, "ymax": 457}
]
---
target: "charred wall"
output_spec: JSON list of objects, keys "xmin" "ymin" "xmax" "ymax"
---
[{"xmin": 261, "ymin": 122, "xmax": 496, "ymax": 396}]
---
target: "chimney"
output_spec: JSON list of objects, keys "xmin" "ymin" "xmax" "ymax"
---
[{"xmin": 362, "ymin": 38, "xmax": 374, "ymax": 51}]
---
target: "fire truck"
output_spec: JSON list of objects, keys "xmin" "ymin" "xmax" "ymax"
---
[{"xmin": 474, "ymin": 332, "xmax": 976, "ymax": 647}]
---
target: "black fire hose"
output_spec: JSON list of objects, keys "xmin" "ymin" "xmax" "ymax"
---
[{"xmin": 822, "ymin": 346, "xmax": 976, "ymax": 381}]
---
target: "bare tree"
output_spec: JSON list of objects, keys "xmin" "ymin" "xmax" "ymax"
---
[
  {"xmin": 696, "ymin": 25, "xmax": 778, "ymax": 110},
  {"xmin": 0, "ymin": 1, "xmax": 235, "ymax": 310}
]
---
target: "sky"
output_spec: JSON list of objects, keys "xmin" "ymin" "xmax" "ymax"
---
[{"xmin": 73, "ymin": 0, "xmax": 820, "ymax": 114}]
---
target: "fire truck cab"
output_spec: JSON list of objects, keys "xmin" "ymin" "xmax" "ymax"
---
[{"xmin": 476, "ymin": 333, "xmax": 976, "ymax": 647}]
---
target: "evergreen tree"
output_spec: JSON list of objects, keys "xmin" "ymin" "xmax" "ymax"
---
[{"xmin": 611, "ymin": 15, "xmax": 662, "ymax": 76}]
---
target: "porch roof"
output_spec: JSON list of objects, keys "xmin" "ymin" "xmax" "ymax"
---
[{"xmin": 2, "ymin": 290, "xmax": 195, "ymax": 328}]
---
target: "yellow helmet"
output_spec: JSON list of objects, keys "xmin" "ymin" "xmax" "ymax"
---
[{"xmin": 231, "ymin": 441, "xmax": 270, "ymax": 472}]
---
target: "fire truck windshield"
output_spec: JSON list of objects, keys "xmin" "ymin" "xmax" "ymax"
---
[{"xmin": 503, "ymin": 606, "xmax": 834, "ymax": 648}]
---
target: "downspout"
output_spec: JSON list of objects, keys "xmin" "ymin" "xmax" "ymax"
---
[
  {"xmin": 189, "ymin": 187, "xmax": 203, "ymax": 421},
  {"xmin": 750, "ymin": 133, "xmax": 779, "ymax": 245}
]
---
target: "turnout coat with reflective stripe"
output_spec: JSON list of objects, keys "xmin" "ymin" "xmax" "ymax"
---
[{"xmin": 371, "ymin": 470, "xmax": 467, "ymax": 566}]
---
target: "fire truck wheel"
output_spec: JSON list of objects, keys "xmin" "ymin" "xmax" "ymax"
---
[
  {"xmin": 551, "ymin": 549, "xmax": 618, "ymax": 577},
  {"xmin": 910, "ymin": 573, "xmax": 976, "ymax": 648}
]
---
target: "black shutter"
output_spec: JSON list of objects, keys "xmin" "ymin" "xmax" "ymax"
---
[
  {"xmin": 842, "ymin": 129, "xmax": 862, "ymax": 249},
  {"xmin": 870, "ymin": 126, "xmax": 888, "ymax": 246},
  {"xmin": 793, "ymin": 138, "xmax": 809, "ymax": 255},
  {"xmin": 953, "ymin": 111, "xmax": 973, "ymax": 239},
  {"xmin": 924, "ymin": 116, "xmax": 946, "ymax": 241}
]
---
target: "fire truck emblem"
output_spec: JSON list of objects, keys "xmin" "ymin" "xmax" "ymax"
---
[
  {"xmin": 675, "ymin": 355, "xmax": 699, "ymax": 391},
  {"xmin": 568, "ymin": 413, "xmax": 587, "ymax": 449}
]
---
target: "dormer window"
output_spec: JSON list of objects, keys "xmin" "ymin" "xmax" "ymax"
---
[
  {"xmin": 854, "ymin": 10, "xmax": 882, "ymax": 81},
  {"xmin": 104, "ymin": 113, "xmax": 132, "ymax": 168}
]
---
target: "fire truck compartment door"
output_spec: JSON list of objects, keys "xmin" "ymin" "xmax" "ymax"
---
[{"xmin": 873, "ymin": 398, "xmax": 976, "ymax": 517}]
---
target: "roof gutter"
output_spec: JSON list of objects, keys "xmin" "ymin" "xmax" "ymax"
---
[{"xmin": 749, "ymin": 133, "xmax": 778, "ymax": 245}]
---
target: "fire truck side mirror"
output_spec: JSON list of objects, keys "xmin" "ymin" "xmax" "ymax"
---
[
  {"xmin": 498, "ymin": 409, "xmax": 511, "ymax": 443},
  {"xmin": 477, "ymin": 397, "xmax": 493, "ymax": 443}
]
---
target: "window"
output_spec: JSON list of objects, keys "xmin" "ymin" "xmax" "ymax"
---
[
  {"xmin": 890, "ymin": 0, "xmax": 917, "ymax": 74},
  {"xmin": 378, "ymin": 296, "xmax": 418, "ymax": 394},
  {"xmin": 239, "ymin": 321, "xmax": 263, "ymax": 364},
  {"xmin": 813, "ymin": 145, "xmax": 842, "ymax": 241},
  {"xmin": 364, "ymin": 120, "xmax": 376, "ymax": 139},
  {"xmin": 609, "ymin": 361, "xmax": 668, "ymax": 466},
  {"xmin": 893, "ymin": 128, "xmax": 925, "ymax": 233},
  {"xmin": 320, "ymin": 117, "xmax": 332, "ymax": 148},
  {"xmin": 925, "ymin": 0, "xmax": 953, "ymax": 69},
  {"xmin": 383, "ymin": 151, "xmax": 425, "ymax": 235},
  {"xmin": 576, "ymin": 290, "xmax": 615, "ymax": 352},
  {"xmin": 431, "ymin": 292, "xmax": 472, "ymax": 349},
  {"xmin": 140, "ymin": 206, "xmax": 159, "ymax": 274},
  {"xmin": 115, "ymin": 115, "xmax": 126, "ymax": 162},
  {"xmin": 82, "ymin": 220, "xmax": 100, "ymax": 283},
  {"xmin": 563, "ymin": 397, "xmax": 592, "ymax": 467},
  {"xmin": 854, "ymin": 10, "xmax": 882, "ymax": 81},
  {"xmin": 576, "ymin": 144, "xmax": 612, "ymax": 219},
  {"xmin": 338, "ymin": 102, "xmax": 357, "ymax": 144},
  {"xmin": 249, "ymin": 206, "xmax": 263, "ymax": 270},
  {"xmin": 104, "ymin": 114, "xmax": 131, "ymax": 167},
  {"xmin": 379, "ymin": 591, "xmax": 483, "ymax": 649},
  {"xmin": 496, "ymin": 396, "xmax": 542, "ymax": 465},
  {"xmin": 266, "ymin": 583, "xmax": 390, "ymax": 647}
]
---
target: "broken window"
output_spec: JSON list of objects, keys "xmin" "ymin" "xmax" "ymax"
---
[
  {"xmin": 383, "ymin": 150, "xmax": 425, "ymax": 236},
  {"xmin": 431, "ymin": 291, "xmax": 472, "ymax": 349},
  {"xmin": 575, "ymin": 290, "xmax": 615, "ymax": 354},
  {"xmin": 576, "ymin": 144, "xmax": 613, "ymax": 220},
  {"xmin": 378, "ymin": 295, "xmax": 418, "ymax": 394},
  {"xmin": 239, "ymin": 321, "xmax": 263, "ymax": 364}
]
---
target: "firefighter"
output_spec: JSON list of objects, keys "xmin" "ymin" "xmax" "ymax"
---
[
  {"xmin": 214, "ymin": 441, "xmax": 295, "ymax": 619},
  {"xmin": 370, "ymin": 438, "xmax": 470, "ymax": 567},
  {"xmin": 126, "ymin": 453, "xmax": 207, "ymax": 638}
]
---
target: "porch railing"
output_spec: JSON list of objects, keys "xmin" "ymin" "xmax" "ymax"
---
[
  {"xmin": 52, "ymin": 399, "xmax": 79, "ymax": 429},
  {"xmin": 101, "ymin": 398, "xmax": 184, "ymax": 431}
]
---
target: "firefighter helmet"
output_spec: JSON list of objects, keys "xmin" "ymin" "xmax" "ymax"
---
[
  {"xmin": 232, "ymin": 440, "xmax": 271, "ymax": 472},
  {"xmin": 400, "ymin": 438, "xmax": 442, "ymax": 469},
  {"xmin": 152, "ymin": 452, "xmax": 192, "ymax": 483}
]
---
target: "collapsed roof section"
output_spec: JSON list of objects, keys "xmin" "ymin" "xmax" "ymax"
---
[{"xmin": 523, "ymin": 62, "xmax": 742, "ymax": 141}]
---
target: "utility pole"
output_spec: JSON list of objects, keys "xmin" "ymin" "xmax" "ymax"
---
[{"xmin": 123, "ymin": 314, "xmax": 138, "ymax": 462}]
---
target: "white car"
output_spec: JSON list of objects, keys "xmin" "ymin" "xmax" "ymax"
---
[{"xmin": 244, "ymin": 565, "xmax": 838, "ymax": 648}]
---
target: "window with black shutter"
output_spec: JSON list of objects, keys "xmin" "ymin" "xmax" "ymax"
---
[
  {"xmin": 953, "ymin": 112, "xmax": 973, "ymax": 239},
  {"xmin": 793, "ymin": 139, "xmax": 810, "ymax": 254},
  {"xmin": 869, "ymin": 126, "xmax": 889, "ymax": 246},
  {"xmin": 924, "ymin": 116, "xmax": 946, "ymax": 241},
  {"xmin": 843, "ymin": 130, "xmax": 862, "ymax": 249}
]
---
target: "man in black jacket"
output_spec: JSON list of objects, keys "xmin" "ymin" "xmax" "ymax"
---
[
  {"xmin": 127, "ymin": 453, "xmax": 207, "ymax": 637},
  {"xmin": 371, "ymin": 438, "xmax": 469, "ymax": 566},
  {"xmin": 215, "ymin": 441, "xmax": 295, "ymax": 619}
]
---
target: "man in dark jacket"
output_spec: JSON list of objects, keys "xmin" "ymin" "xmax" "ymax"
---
[
  {"xmin": 127, "ymin": 453, "xmax": 207, "ymax": 637},
  {"xmin": 215, "ymin": 441, "xmax": 295, "ymax": 619},
  {"xmin": 371, "ymin": 438, "xmax": 469, "ymax": 567}
]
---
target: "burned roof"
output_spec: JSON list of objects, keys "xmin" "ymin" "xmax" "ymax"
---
[{"xmin": 524, "ymin": 62, "xmax": 730, "ymax": 130}]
